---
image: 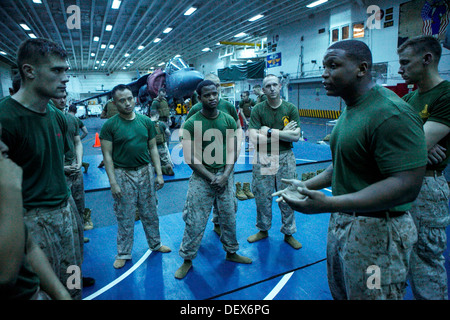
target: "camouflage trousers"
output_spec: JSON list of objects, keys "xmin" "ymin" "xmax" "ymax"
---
[
  {"xmin": 65, "ymin": 164, "xmax": 85, "ymax": 222},
  {"xmin": 179, "ymin": 169, "xmax": 239, "ymax": 260},
  {"xmin": 24, "ymin": 198, "xmax": 84, "ymax": 300},
  {"xmin": 114, "ymin": 164, "xmax": 162, "ymax": 260},
  {"xmin": 327, "ymin": 212, "xmax": 417, "ymax": 300},
  {"xmin": 211, "ymin": 172, "xmax": 236, "ymax": 224},
  {"xmin": 251, "ymin": 150, "xmax": 297, "ymax": 234},
  {"xmin": 157, "ymin": 143, "xmax": 173, "ymax": 167},
  {"xmin": 408, "ymin": 175, "xmax": 450, "ymax": 300}
]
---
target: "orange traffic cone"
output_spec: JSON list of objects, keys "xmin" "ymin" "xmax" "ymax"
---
[{"xmin": 93, "ymin": 132, "xmax": 101, "ymax": 147}]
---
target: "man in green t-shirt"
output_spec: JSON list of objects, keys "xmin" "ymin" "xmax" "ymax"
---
[
  {"xmin": 252, "ymin": 84, "xmax": 268, "ymax": 104},
  {"xmin": 150, "ymin": 88, "xmax": 171, "ymax": 125},
  {"xmin": 398, "ymin": 35, "xmax": 450, "ymax": 300},
  {"xmin": 51, "ymin": 93, "xmax": 86, "ymax": 233},
  {"xmin": 274, "ymin": 40, "xmax": 427, "ymax": 300},
  {"xmin": 100, "ymin": 84, "xmax": 171, "ymax": 269},
  {"xmin": 184, "ymin": 73, "xmax": 244, "ymax": 235},
  {"xmin": 175, "ymin": 80, "xmax": 252, "ymax": 279},
  {"xmin": 0, "ymin": 38, "xmax": 83, "ymax": 299},
  {"xmin": 247, "ymin": 74, "xmax": 302, "ymax": 250},
  {"xmin": 239, "ymin": 91, "xmax": 256, "ymax": 153}
]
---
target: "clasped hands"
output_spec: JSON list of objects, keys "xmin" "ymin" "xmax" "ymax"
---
[{"xmin": 271, "ymin": 179, "xmax": 330, "ymax": 214}]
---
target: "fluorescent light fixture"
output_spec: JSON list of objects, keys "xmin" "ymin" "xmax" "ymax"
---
[
  {"xmin": 101, "ymin": 44, "xmax": 106, "ymax": 49},
  {"xmin": 102, "ymin": 60, "xmax": 106, "ymax": 64},
  {"xmin": 184, "ymin": 7, "xmax": 197, "ymax": 15},
  {"xmin": 32, "ymin": 0, "xmax": 42, "ymax": 3},
  {"xmin": 306, "ymin": 0, "xmax": 328, "ymax": 8},
  {"xmin": 105, "ymin": 24, "xmax": 113, "ymax": 31},
  {"xmin": 138, "ymin": 45, "xmax": 144, "ymax": 50},
  {"xmin": 158, "ymin": 62, "xmax": 165, "ymax": 66},
  {"xmin": 234, "ymin": 32, "xmax": 247, "ymax": 38},
  {"xmin": 94, "ymin": 66, "xmax": 98, "ymax": 69},
  {"xmin": 129, "ymin": 61, "xmax": 134, "ymax": 64},
  {"xmin": 28, "ymin": 33, "xmax": 37, "ymax": 38},
  {"xmin": 109, "ymin": 44, "xmax": 115, "ymax": 49},
  {"xmin": 111, "ymin": 0, "xmax": 121, "ymax": 9},
  {"xmin": 123, "ymin": 66, "xmax": 127, "ymax": 69},
  {"xmin": 248, "ymin": 14, "xmax": 264, "ymax": 22},
  {"xmin": 202, "ymin": 47, "xmax": 210, "ymax": 52},
  {"xmin": 93, "ymin": 36, "xmax": 99, "ymax": 42},
  {"xmin": 91, "ymin": 53, "xmax": 95, "ymax": 57},
  {"xmin": 163, "ymin": 27, "xmax": 173, "ymax": 34},
  {"xmin": 153, "ymin": 38, "xmax": 161, "ymax": 43},
  {"xmin": 0, "ymin": 51, "xmax": 7, "ymax": 55},
  {"xmin": 124, "ymin": 53, "xmax": 130, "ymax": 57},
  {"xmin": 20, "ymin": 23, "xmax": 31, "ymax": 31},
  {"xmin": 96, "ymin": 60, "xmax": 100, "ymax": 64}
]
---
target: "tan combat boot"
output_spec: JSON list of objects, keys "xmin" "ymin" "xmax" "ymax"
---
[
  {"xmin": 242, "ymin": 182, "xmax": 254, "ymax": 199},
  {"xmin": 235, "ymin": 182, "xmax": 248, "ymax": 200}
]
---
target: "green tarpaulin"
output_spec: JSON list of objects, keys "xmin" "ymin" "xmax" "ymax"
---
[{"xmin": 217, "ymin": 60, "xmax": 265, "ymax": 82}]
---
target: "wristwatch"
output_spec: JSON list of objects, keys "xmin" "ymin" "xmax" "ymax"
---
[{"xmin": 267, "ymin": 128, "xmax": 272, "ymax": 138}]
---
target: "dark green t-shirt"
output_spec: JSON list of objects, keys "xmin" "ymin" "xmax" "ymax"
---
[
  {"xmin": 100, "ymin": 113, "xmax": 157, "ymax": 169},
  {"xmin": 0, "ymin": 97, "xmax": 70, "ymax": 209},
  {"xmin": 186, "ymin": 99, "xmax": 238, "ymax": 122},
  {"xmin": 248, "ymin": 100, "xmax": 300, "ymax": 154},
  {"xmin": 151, "ymin": 98, "xmax": 170, "ymax": 119},
  {"xmin": 64, "ymin": 113, "xmax": 80, "ymax": 165},
  {"xmin": 183, "ymin": 110, "xmax": 237, "ymax": 172},
  {"xmin": 403, "ymin": 80, "xmax": 450, "ymax": 172},
  {"xmin": 329, "ymin": 85, "xmax": 427, "ymax": 211},
  {"xmin": 239, "ymin": 99, "xmax": 256, "ymax": 118}
]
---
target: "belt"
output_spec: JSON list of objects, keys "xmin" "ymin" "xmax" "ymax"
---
[
  {"xmin": 342, "ymin": 211, "xmax": 406, "ymax": 219},
  {"xmin": 425, "ymin": 170, "xmax": 443, "ymax": 177},
  {"xmin": 116, "ymin": 164, "xmax": 148, "ymax": 171}
]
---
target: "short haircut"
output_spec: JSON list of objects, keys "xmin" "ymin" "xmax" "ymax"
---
[
  {"xmin": 17, "ymin": 38, "xmax": 67, "ymax": 80},
  {"xmin": 68, "ymin": 104, "xmax": 77, "ymax": 113},
  {"xmin": 328, "ymin": 39, "xmax": 373, "ymax": 70},
  {"xmin": 253, "ymin": 85, "xmax": 261, "ymax": 89},
  {"xmin": 204, "ymin": 73, "xmax": 219, "ymax": 82},
  {"xmin": 111, "ymin": 84, "xmax": 133, "ymax": 99},
  {"xmin": 263, "ymin": 74, "xmax": 280, "ymax": 84},
  {"xmin": 397, "ymin": 35, "xmax": 442, "ymax": 62},
  {"xmin": 196, "ymin": 80, "xmax": 217, "ymax": 97},
  {"xmin": 241, "ymin": 91, "xmax": 250, "ymax": 96}
]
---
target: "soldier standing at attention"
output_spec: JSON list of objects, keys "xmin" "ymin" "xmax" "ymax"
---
[
  {"xmin": 175, "ymin": 80, "xmax": 251, "ymax": 279},
  {"xmin": 247, "ymin": 74, "xmax": 302, "ymax": 250},
  {"xmin": 100, "ymin": 84, "xmax": 171, "ymax": 269}
]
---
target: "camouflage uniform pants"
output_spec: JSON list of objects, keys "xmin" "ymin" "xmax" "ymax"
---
[
  {"xmin": 24, "ymin": 199, "xmax": 84, "ymax": 300},
  {"xmin": 157, "ymin": 143, "xmax": 173, "ymax": 167},
  {"xmin": 327, "ymin": 212, "xmax": 417, "ymax": 300},
  {"xmin": 408, "ymin": 175, "xmax": 450, "ymax": 300},
  {"xmin": 179, "ymin": 169, "xmax": 239, "ymax": 260},
  {"xmin": 211, "ymin": 172, "xmax": 236, "ymax": 224},
  {"xmin": 114, "ymin": 164, "xmax": 162, "ymax": 260},
  {"xmin": 65, "ymin": 163, "xmax": 85, "ymax": 222},
  {"xmin": 251, "ymin": 150, "xmax": 297, "ymax": 234}
]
